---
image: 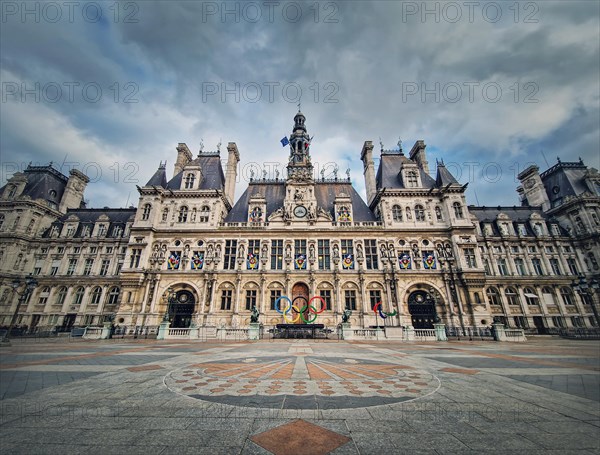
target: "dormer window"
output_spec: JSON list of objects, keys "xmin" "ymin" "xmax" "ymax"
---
[
  {"xmin": 97, "ymin": 224, "xmax": 107, "ymax": 237},
  {"xmin": 66, "ymin": 225, "xmax": 75, "ymax": 237},
  {"xmin": 184, "ymin": 173, "xmax": 195, "ymax": 189},
  {"xmin": 141, "ymin": 204, "xmax": 151, "ymax": 221},
  {"xmin": 406, "ymin": 171, "xmax": 419, "ymax": 188},
  {"xmin": 178, "ymin": 206, "xmax": 188, "ymax": 222},
  {"xmin": 452, "ymin": 202, "xmax": 463, "ymax": 219},
  {"xmin": 8, "ymin": 186, "xmax": 17, "ymax": 198},
  {"xmin": 392, "ymin": 205, "xmax": 403, "ymax": 222}
]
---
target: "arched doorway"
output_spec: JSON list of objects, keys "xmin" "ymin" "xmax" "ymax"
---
[
  {"xmin": 291, "ymin": 282, "xmax": 309, "ymax": 325},
  {"xmin": 408, "ymin": 290, "xmax": 437, "ymax": 329},
  {"xmin": 168, "ymin": 290, "xmax": 195, "ymax": 328}
]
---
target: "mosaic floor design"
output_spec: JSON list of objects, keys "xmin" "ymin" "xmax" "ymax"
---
[{"xmin": 164, "ymin": 353, "xmax": 440, "ymax": 409}]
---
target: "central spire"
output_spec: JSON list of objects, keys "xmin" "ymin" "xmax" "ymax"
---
[{"xmin": 287, "ymin": 110, "xmax": 313, "ymax": 181}]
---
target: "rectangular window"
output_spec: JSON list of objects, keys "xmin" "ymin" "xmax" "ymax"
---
[
  {"xmin": 66, "ymin": 258, "xmax": 77, "ymax": 276},
  {"xmin": 271, "ymin": 240, "xmax": 283, "ymax": 270},
  {"xmin": 57, "ymin": 247, "xmax": 65, "ymax": 254},
  {"xmin": 115, "ymin": 262, "xmax": 123, "ymax": 275},
  {"xmin": 73, "ymin": 247, "xmax": 81, "ymax": 254},
  {"xmin": 344, "ymin": 290, "xmax": 357, "ymax": 311},
  {"xmin": 497, "ymin": 258, "xmax": 508, "ymax": 276},
  {"xmin": 318, "ymin": 240, "xmax": 330, "ymax": 270},
  {"xmin": 220, "ymin": 290, "xmax": 232, "ymax": 310},
  {"xmin": 552, "ymin": 316, "xmax": 565, "ymax": 328},
  {"xmin": 223, "ymin": 240, "xmax": 237, "ymax": 270},
  {"xmin": 100, "ymin": 259, "xmax": 110, "ymax": 276},
  {"xmin": 130, "ymin": 249, "xmax": 142, "ymax": 268},
  {"xmin": 245, "ymin": 290, "xmax": 257, "ymax": 311},
  {"xmin": 511, "ymin": 246, "xmax": 520, "ymax": 253},
  {"xmin": 483, "ymin": 259, "xmax": 490, "ymax": 275},
  {"xmin": 270, "ymin": 290, "xmax": 282, "ymax": 310},
  {"xmin": 563, "ymin": 246, "xmax": 572, "ymax": 253},
  {"xmin": 532, "ymin": 258, "xmax": 543, "ymax": 275},
  {"xmin": 364, "ymin": 239, "xmax": 379, "ymax": 270},
  {"xmin": 50, "ymin": 266, "xmax": 58, "ymax": 276},
  {"xmin": 567, "ymin": 258, "xmax": 578, "ymax": 275},
  {"xmin": 528, "ymin": 246, "xmax": 537, "ymax": 253},
  {"xmin": 295, "ymin": 240, "xmax": 307, "ymax": 269},
  {"xmin": 369, "ymin": 290, "xmax": 382, "ymax": 310},
  {"xmin": 33, "ymin": 267, "xmax": 41, "ymax": 275},
  {"xmin": 493, "ymin": 246, "xmax": 502, "ymax": 253},
  {"xmin": 514, "ymin": 258, "xmax": 526, "ymax": 276},
  {"xmin": 89, "ymin": 247, "xmax": 97, "ymax": 254},
  {"xmin": 514, "ymin": 316, "xmax": 528, "ymax": 329},
  {"xmin": 571, "ymin": 317, "xmax": 584, "ymax": 328},
  {"xmin": 105, "ymin": 247, "xmax": 113, "ymax": 254},
  {"xmin": 545, "ymin": 246, "xmax": 554, "ymax": 253},
  {"xmin": 549, "ymin": 258, "xmax": 561, "ymax": 275},
  {"xmin": 248, "ymin": 239, "xmax": 261, "ymax": 256},
  {"xmin": 83, "ymin": 258, "xmax": 94, "ymax": 276},
  {"xmin": 464, "ymin": 248, "xmax": 477, "ymax": 268},
  {"xmin": 319, "ymin": 290, "xmax": 332, "ymax": 311},
  {"xmin": 341, "ymin": 239, "xmax": 354, "ymax": 270}
]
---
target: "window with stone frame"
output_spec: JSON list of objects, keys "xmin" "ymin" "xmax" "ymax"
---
[
  {"xmin": 344, "ymin": 290, "xmax": 357, "ymax": 310},
  {"xmin": 505, "ymin": 287, "xmax": 520, "ymax": 306},
  {"xmin": 130, "ymin": 249, "xmax": 142, "ymax": 268},
  {"xmin": 369, "ymin": 290, "xmax": 382, "ymax": 310},
  {"xmin": 66, "ymin": 258, "xmax": 78, "ymax": 276},
  {"xmin": 178, "ymin": 206, "xmax": 188, "ymax": 222},
  {"xmin": 223, "ymin": 240, "xmax": 237, "ymax": 270},
  {"xmin": 464, "ymin": 248, "xmax": 477, "ymax": 268},
  {"xmin": 567, "ymin": 258, "xmax": 579, "ymax": 275},
  {"xmin": 453, "ymin": 202, "xmax": 463, "ymax": 219},
  {"xmin": 549, "ymin": 258, "xmax": 561, "ymax": 275},
  {"xmin": 199, "ymin": 206, "xmax": 210, "ymax": 223},
  {"xmin": 531, "ymin": 258, "xmax": 544, "ymax": 275},
  {"xmin": 560, "ymin": 287, "xmax": 575, "ymax": 306},
  {"xmin": 221, "ymin": 290, "xmax": 232, "ymax": 310},
  {"xmin": 108, "ymin": 287, "xmax": 120, "ymax": 305},
  {"xmin": 55, "ymin": 287, "xmax": 67, "ymax": 306},
  {"xmin": 319, "ymin": 290, "xmax": 332, "ymax": 310},
  {"xmin": 514, "ymin": 258, "xmax": 526, "ymax": 275},
  {"xmin": 90, "ymin": 287, "xmax": 103, "ymax": 305},
  {"xmin": 486, "ymin": 287, "xmax": 501, "ymax": 305},
  {"xmin": 364, "ymin": 239, "xmax": 379, "ymax": 270},
  {"xmin": 414, "ymin": 205, "xmax": 425, "ymax": 222},
  {"xmin": 72, "ymin": 287, "xmax": 85, "ymax": 305},
  {"xmin": 496, "ymin": 258, "xmax": 508, "ymax": 276},
  {"xmin": 270, "ymin": 290, "xmax": 282, "ymax": 310},
  {"xmin": 245, "ymin": 290, "xmax": 257, "ymax": 311},
  {"xmin": 271, "ymin": 240, "xmax": 284, "ymax": 270},
  {"xmin": 318, "ymin": 240, "xmax": 330, "ymax": 270},
  {"xmin": 100, "ymin": 259, "xmax": 110, "ymax": 276},
  {"xmin": 142, "ymin": 204, "xmax": 151, "ymax": 221},
  {"xmin": 392, "ymin": 205, "xmax": 403, "ymax": 222},
  {"xmin": 83, "ymin": 258, "xmax": 94, "ymax": 276}
]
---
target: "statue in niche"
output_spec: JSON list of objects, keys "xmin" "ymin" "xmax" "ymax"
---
[{"xmin": 309, "ymin": 243, "xmax": 316, "ymax": 260}]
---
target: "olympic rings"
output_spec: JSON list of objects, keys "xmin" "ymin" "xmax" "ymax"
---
[
  {"xmin": 274, "ymin": 296, "xmax": 293, "ymax": 314},
  {"xmin": 272, "ymin": 294, "xmax": 329, "ymax": 323},
  {"xmin": 373, "ymin": 302, "xmax": 398, "ymax": 319}
]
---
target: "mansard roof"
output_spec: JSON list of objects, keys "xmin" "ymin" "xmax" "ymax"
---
[
  {"xmin": 375, "ymin": 152, "xmax": 437, "ymax": 190},
  {"xmin": 435, "ymin": 162, "xmax": 460, "ymax": 186},
  {"xmin": 42, "ymin": 207, "xmax": 136, "ymax": 238},
  {"xmin": 145, "ymin": 164, "xmax": 168, "ymax": 188},
  {"xmin": 166, "ymin": 153, "xmax": 225, "ymax": 190},
  {"xmin": 224, "ymin": 181, "xmax": 376, "ymax": 222},
  {"xmin": 540, "ymin": 159, "xmax": 591, "ymax": 202},
  {"xmin": 0, "ymin": 165, "xmax": 70, "ymax": 206},
  {"xmin": 469, "ymin": 206, "xmax": 547, "ymax": 223}
]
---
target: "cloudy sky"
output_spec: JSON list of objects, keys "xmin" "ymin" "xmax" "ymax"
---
[{"xmin": 1, "ymin": 1, "xmax": 599, "ymax": 208}]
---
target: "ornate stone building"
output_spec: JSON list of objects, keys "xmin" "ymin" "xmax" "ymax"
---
[{"xmin": 0, "ymin": 112, "xmax": 599, "ymax": 334}]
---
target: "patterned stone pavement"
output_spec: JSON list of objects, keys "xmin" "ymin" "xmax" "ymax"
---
[{"xmin": 0, "ymin": 337, "xmax": 599, "ymax": 454}]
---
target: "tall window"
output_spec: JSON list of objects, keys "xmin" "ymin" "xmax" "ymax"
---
[
  {"xmin": 221, "ymin": 290, "xmax": 232, "ymax": 310},
  {"xmin": 270, "ymin": 290, "xmax": 282, "ymax": 310},
  {"xmin": 199, "ymin": 205, "xmax": 210, "ymax": 223},
  {"xmin": 90, "ymin": 287, "xmax": 103, "ymax": 305},
  {"xmin": 178, "ymin": 206, "xmax": 188, "ymax": 222},
  {"xmin": 97, "ymin": 224, "xmax": 107, "ymax": 237},
  {"xmin": 248, "ymin": 239, "xmax": 260, "ymax": 257},
  {"xmin": 0, "ymin": 214, "xmax": 4, "ymax": 230},
  {"xmin": 497, "ymin": 258, "xmax": 508, "ymax": 276},
  {"xmin": 435, "ymin": 206, "xmax": 443, "ymax": 221},
  {"xmin": 531, "ymin": 258, "xmax": 543, "ymax": 275},
  {"xmin": 415, "ymin": 205, "xmax": 425, "ymax": 222},
  {"xmin": 37, "ymin": 287, "xmax": 50, "ymax": 305},
  {"xmin": 245, "ymin": 290, "xmax": 257, "ymax": 310},
  {"xmin": 13, "ymin": 216, "xmax": 20, "ymax": 229},
  {"xmin": 514, "ymin": 258, "xmax": 526, "ymax": 275},
  {"xmin": 369, "ymin": 290, "xmax": 382, "ymax": 310},
  {"xmin": 108, "ymin": 287, "xmax": 120, "ymax": 305},
  {"xmin": 271, "ymin": 240, "xmax": 283, "ymax": 270},
  {"xmin": 130, "ymin": 249, "xmax": 142, "ymax": 268},
  {"xmin": 72, "ymin": 287, "xmax": 85, "ymax": 305},
  {"xmin": 344, "ymin": 290, "xmax": 357, "ymax": 310},
  {"xmin": 464, "ymin": 248, "xmax": 477, "ymax": 268},
  {"xmin": 392, "ymin": 205, "xmax": 403, "ymax": 222},
  {"xmin": 560, "ymin": 287, "xmax": 574, "ymax": 306},
  {"xmin": 453, "ymin": 202, "xmax": 463, "ymax": 219},
  {"xmin": 162, "ymin": 208, "xmax": 169, "ymax": 222},
  {"xmin": 55, "ymin": 287, "xmax": 67, "ymax": 306},
  {"xmin": 524, "ymin": 287, "xmax": 538, "ymax": 306},
  {"xmin": 406, "ymin": 171, "xmax": 418, "ymax": 187},
  {"xmin": 100, "ymin": 259, "xmax": 110, "ymax": 276},
  {"xmin": 142, "ymin": 204, "xmax": 151, "ymax": 221},
  {"xmin": 83, "ymin": 258, "xmax": 94, "ymax": 276},
  {"xmin": 318, "ymin": 240, "xmax": 330, "ymax": 270},
  {"xmin": 364, "ymin": 239, "xmax": 378, "ymax": 270},
  {"xmin": 549, "ymin": 258, "xmax": 561, "ymax": 275},
  {"xmin": 567, "ymin": 258, "xmax": 579, "ymax": 275},
  {"xmin": 184, "ymin": 173, "xmax": 195, "ymax": 189},
  {"xmin": 505, "ymin": 287, "xmax": 520, "ymax": 306},
  {"xmin": 486, "ymin": 287, "xmax": 500, "ymax": 305},
  {"xmin": 295, "ymin": 240, "xmax": 307, "ymax": 258},
  {"xmin": 67, "ymin": 259, "xmax": 78, "ymax": 276},
  {"xmin": 552, "ymin": 316, "xmax": 565, "ymax": 328},
  {"xmin": 224, "ymin": 240, "xmax": 237, "ymax": 270},
  {"xmin": 483, "ymin": 259, "xmax": 490, "ymax": 275},
  {"xmin": 319, "ymin": 290, "xmax": 332, "ymax": 310}
]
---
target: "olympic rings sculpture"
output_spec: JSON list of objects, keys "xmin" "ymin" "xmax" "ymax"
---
[
  {"xmin": 373, "ymin": 302, "xmax": 397, "ymax": 319},
  {"xmin": 274, "ymin": 295, "xmax": 326, "ymax": 324}
]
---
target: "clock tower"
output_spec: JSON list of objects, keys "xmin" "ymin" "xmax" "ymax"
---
[{"xmin": 284, "ymin": 110, "xmax": 317, "ymax": 221}]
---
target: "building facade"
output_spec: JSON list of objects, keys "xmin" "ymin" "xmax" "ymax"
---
[{"xmin": 1, "ymin": 112, "xmax": 599, "ymax": 334}]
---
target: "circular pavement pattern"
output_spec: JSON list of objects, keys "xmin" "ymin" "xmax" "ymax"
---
[{"xmin": 165, "ymin": 354, "xmax": 440, "ymax": 409}]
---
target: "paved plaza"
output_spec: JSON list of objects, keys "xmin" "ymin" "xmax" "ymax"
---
[{"xmin": 0, "ymin": 337, "xmax": 599, "ymax": 454}]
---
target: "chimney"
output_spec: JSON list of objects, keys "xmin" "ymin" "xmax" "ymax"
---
[
  {"xmin": 225, "ymin": 142, "xmax": 240, "ymax": 205},
  {"xmin": 174, "ymin": 143, "xmax": 192, "ymax": 177},
  {"xmin": 59, "ymin": 169, "xmax": 90, "ymax": 212},
  {"xmin": 517, "ymin": 165, "xmax": 550, "ymax": 211},
  {"xmin": 409, "ymin": 140, "xmax": 429, "ymax": 174},
  {"xmin": 361, "ymin": 141, "xmax": 377, "ymax": 205}
]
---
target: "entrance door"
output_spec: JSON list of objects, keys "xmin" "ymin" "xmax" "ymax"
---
[
  {"xmin": 168, "ymin": 290, "xmax": 195, "ymax": 328},
  {"xmin": 408, "ymin": 290, "xmax": 436, "ymax": 329},
  {"xmin": 62, "ymin": 314, "xmax": 76, "ymax": 331},
  {"xmin": 533, "ymin": 316, "xmax": 546, "ymax": 334},
  {"xmin": 291, "ymin": 282, "xmax": 309, "ymax": 324}
]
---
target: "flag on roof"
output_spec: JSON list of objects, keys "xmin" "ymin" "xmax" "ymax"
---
[{"xmin": 280, "ymin": 137, "xmax": 289, "ymax": 147}]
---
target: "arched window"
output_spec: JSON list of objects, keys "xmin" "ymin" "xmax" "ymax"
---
[
  {"xmin": 55, "ymin": 287, "xmax": 67, "ymax": 306},
  {"xmin": 141, "ymin": 204, "xmax": 151, "ymax": 221},
  {"xmin": 453, "ymin": 202, "xmax": 463, "ymax": 219},
  {"xmin": 184, "ymin": 173, "xmax": 195, "ymax": 189},
  {"xmin": 560, "ymin": 287, "xmax": 575, "ymax": 305},
  {"xmin": 505, "ymin": 287, "xmax": 520, "ymax": 306},
  {"xmin": 486, "ymin": 287, "xmax": 500, "ymax": 305},
  {"xmin": 90, "ymin": 286, "xmax": 103, "ymax": 305},
  {"xmin": 0, "ymin": 214, "xmax": 5, "ymax": 230},
  {"xmin": 72, "ymin": 287, "xmax": 85, "ymax": 305},
  {"xmin": 178, "ymin": 206, "xmax": 188, "ymax": 222},
  {"xmin": 392, "ymin": 205, "xmax": 403, "ymax": 222},
  {"xmin": 38, "ymin": 286, "xmax": 51, "ymax": 305},
  {"xmin": 199, "ymin": 205, "xmax": 210, "ymax": 223},
  {"xmin": 523, "ymin": 287, "xmax": 539, "ymax": 306},
  {"xmin": 108, "ymin": 287, "xmax": 120, "ymax": 305},
  {"xmin": 162, "ymin": 208, "xmax": 169, "ymax": 222},
  {"xmin": 415, "ymin": 205, "xmax": 425, "ymax": 222}
]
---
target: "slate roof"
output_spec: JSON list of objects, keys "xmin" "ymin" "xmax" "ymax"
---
[
  {"xmin": 225, "ymin": 181, "xmax": 376, "ymax": 222},
  {"xmin": 540, "ymin": 161, "xmax": 590, "ymax": 204},
  {"xmin": 145, "ymin": 165, "xmax": 168, "ymax": 187},
  {"xmin": 165, "ymin": 154, "xmax": 225, "ymax": 191},
  {"xmin": 42, "ymin": 208, "xmax": 136, "ymax": 238},
  {"xmin": 375, "ymin": 152, "xmax": 446, "ymax": 190},
  {"xmin": 468, "ymin": 206, "xmax": 566, "ymax": 236},
  {"xmin": 0, "ymin": 165, "xmax": 69, "ymax": 206},
  {"xmin": 435, "ymin": 162, "xmax": 460, "ymax": 186}
]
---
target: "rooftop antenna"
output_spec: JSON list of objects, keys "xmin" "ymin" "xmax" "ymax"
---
[
  {"xmin": 540, "ymin": 149, "xmax": 549, "ymax": 167},
  {"xmin": 125, "ymin": 191, "xmax": 131, "ymax": 207},
  {"xmin": 474, "ymin": 190, "xmax": 480, "ymax": 206}
]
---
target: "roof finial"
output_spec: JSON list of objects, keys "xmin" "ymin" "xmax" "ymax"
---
[
  {"xmin": 346, "ymin": 167, "xmax": 351, "ymax": 180},
  {"xmin": 297, "ymin": 95, "xmax": 301, "ymax": 113},
  {"xmin": 320, "ymin": 168, "xmax": 325, "ymax": 180},
  {"xmin": 379, "ymin": 137, "xmax": 384, "ymax": 152},
  {"xmin": 398, "ymin": 137, "xmax": 404, "ymax": 155},
  {"xmin": 217, "ymin": 139, "xmax": 222, "ymax": 152},
  {"xmin": 557, "ymin": 156, "xmax": 561, "ymax": 163},
  {"xmin": 199, "ymin": 139, "xmax": 204, "ymax": 153}
]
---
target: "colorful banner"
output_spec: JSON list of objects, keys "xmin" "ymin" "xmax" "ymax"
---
[
  {"xmin": 342, "ymin": 253, "xmax": 354, "ymax": 270},
  {"xmin": 337, "ymin": 207, "xmax": 352, "ymax": 222},
  {"xmin": 398, "ymin": 253, "xmax": 411, "ymax": 270},
  {"xmin": 248, "ymin": 207, "xmax": 263, "ymax": 223},
  {"xmin": 191, "ymin": 252, "xmax": 204, "ymax": 270},
  {"xmin": 423, "ymin": 251, "xmax": 436, "ymax": 269},
  {"xmin": 295, "ymin": 253, "xmax": 307, "ymax": 270},
  {"xmin": 167, "ymin": 252, "xmax": 180, "ymax": 270},
  {"xmin": 247, "ymin": 252, "xmax": 259, "ymax": 270}
]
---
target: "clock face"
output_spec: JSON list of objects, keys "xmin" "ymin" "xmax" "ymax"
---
[
  {"xmin": 294, "ymin": 205, "xmax": 307, "ymax": 218},
  {"xmin": 552, "ymin": 186, "xmax": 560, "ymax": 194}
]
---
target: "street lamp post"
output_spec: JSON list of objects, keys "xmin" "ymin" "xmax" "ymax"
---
[
  {"xmin": 571, "ymin": 275, "xmax": 600, "ymax": 328},
  {"xmin": 3, "ymin": 275, "xmax": 38, "ymax": 342}
]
